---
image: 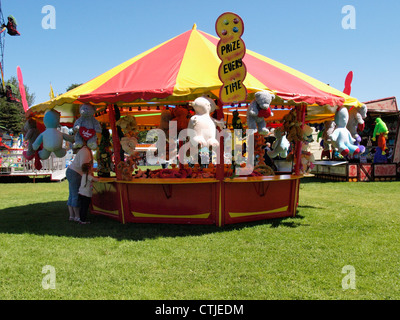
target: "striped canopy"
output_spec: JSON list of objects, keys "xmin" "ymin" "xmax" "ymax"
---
[{"xmin": 29, "ymin": 24, "xmax": 363, "ymax": 124}]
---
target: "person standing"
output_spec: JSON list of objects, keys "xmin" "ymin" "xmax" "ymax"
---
[{"xmin": 66, "ymin": 142, "xmax": 93, "ymax": 221}]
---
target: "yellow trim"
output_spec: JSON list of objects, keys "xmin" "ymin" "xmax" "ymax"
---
[
  {"xmin": 173, "ymin": 29, "xmax": 221, "ymax": 96},
  {"xmin": 293, "ymin": 179, "xmax": 299, "ymax": 217},
  {"xmin": 229, "ymin": 206, "xmax": 289, "ymax": 218},
  {"xmin": 92, "ymin": 205, "xmax": 119, "ymax": 216},
  {"xmin": 117, "ymin": 178, "xmax": 218, "ymax": 184},
  {"xmin": 131, "ymin": 211, "xmax": 210, "ymax": 219},
  {"xmin": 224, "ymin": 174, "xmax": 301, "ymax": 183}
]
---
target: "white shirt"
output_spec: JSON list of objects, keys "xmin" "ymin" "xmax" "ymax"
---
[
  {"xmin": 69, "ymin": 147, "xmax": 93, "ymax": 176},
  {"xmin": 78, "ymin": 173, "xmax": 97, "ymax": 197}
]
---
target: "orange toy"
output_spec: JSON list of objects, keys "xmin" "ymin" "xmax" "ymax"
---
[
  {"xmin": 282, "ymin": 109, "xmax": 303, "ymax": 143},
  {"xmin": 171, "ymin": 105, "xmax": 189, "ymax": 133}
]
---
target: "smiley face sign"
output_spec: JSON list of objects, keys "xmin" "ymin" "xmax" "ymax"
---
[{"xmin": 216, "ymin": 12, "xmax": 247, "ymax": 104}]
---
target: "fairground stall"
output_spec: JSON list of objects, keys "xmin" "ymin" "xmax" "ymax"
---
[
  {"xmin": 312, "ymin": 96, "xmax": 399, "ymax": 182},
  {"xmin": 27, "ymin": 23, "xmax": 364, "ymax": 226}
]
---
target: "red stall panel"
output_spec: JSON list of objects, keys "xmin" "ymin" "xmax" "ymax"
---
[
  {"xmin": 91, "ymin": 180, "xmax": 123, "ymax": 222},
  {"xmin": 223, "ymin": 175, "xmax": 300, "ymax": 225},
  {"xmin": 121, "ymin": 179, "xmax": 218, "ymax": 225}
]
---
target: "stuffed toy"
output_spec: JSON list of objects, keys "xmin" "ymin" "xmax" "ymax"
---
[
  {"xmin": 282, "ymin": 109, "xmax": 303, "ymax": 143},
  {"xmin": 332, "ymin": 150, "xmax": 344, "ymax": 160},
  {"xmin": 231, "ymin": 110, "xmax": 243, "ymax": 130},
  {"xmin": 207, "ymin": 97, "xmax": 225, "ymax": 130},
  {"xmin": 347, "ymin": 104, "xmax": 367, "ymax": 154},
  {"xmin": 254, "ymin": 132, "xmax": 267, "ymax": 167},
  {"xmin": 300, "ymin": 151, "xmax": 315, "ymax": 174},
  {"xmin": 372, "ymin": 117, "xmax": 389, "ymax": 155},
  {"xmin": 116, "ymin": 114, "xmax": 138, "ymax": 161},
  {"xmin": 22, "ymin": 118, "xmax": 40, "ymax": 160},
  {"xmin": 302, "ymin": 124, "xmax": 314, "ymax": 146},
  {"xmin": 120, "ymin": 137, "xmax": 138, "ymax": 155},
  {"xmin": 171, "ymin": 105, "xmax": 189, "ymax": 133},
  {"xmin": 329, "ymin": 107, "xmax": 360, "ymax": 157},
  {"xmin": 320, "ymin": 120, "xmax": 336, "ymax": 159},
  {"xmin": 145, "ymin": 166, "xmax": 198, "ymax": 179},
  {"xmin": 246, "ymin": 90, "xmax": 275, "ymax": 135},
  {"xmin": 188, "ymin": 96, "xmax": 219, "ymax": 148},
  {"xmin": 116, "ymin": 115, "xmax": 138, "ymax": 137},
  {"xmin": 22, "ymin": 118, "xmax": 43, "ymax": 170},
  {"xmin": 116, "ymin": 153, "xmax": 140, "ymax": 181},
  {"xmin": 96, "ymin": 124, "xmax": 113, "ymax": 178},
  {"xmin": 299, "ymin": 124, "xmax": 315, "ymax": 174},
  {"xmin": 116, "ymin": 160, "xmax": 134, "ymax": 181},
  {"xmin": 373, "ymin": 147, "xmax": 387, "ymax": 164},
  {"xmin": 73, "ymin": 104, "xmax": 102, "ymax": 150},
  {"xmin": 159, "ymin": 108, "xmax": 173, "ymax": 135},
  {"xmin": 267, "ymin": 126, "xmax": 290, "ymax": 159},
  {"xmin": 32, "ymin": 110, "xmax": 72, "ymax": 160}
]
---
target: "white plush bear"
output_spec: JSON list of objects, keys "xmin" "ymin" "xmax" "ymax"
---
[
  {"xmin": 188, "ymin": 96, "xmax": 219, "ymax": 148},
  {"xmin": 302, "ymin": 124, "xmax": 314, "ymax": 149},
  {"xmin": 300, "ymin": 124, "xmax": 315, "ymax": 174},
  {"xmin": 246, "ymin": 90, "xmax": 275, "ymax": 135},
  {"xmin": 267, "ymin": 127, "xmax": 290, "ymax": 158},
  {"xmin": 73, "ymin": 104, "xmax": 102, "ymax": 150},
  {"xmin": 321, "ymin": 120, "xmax": 336, "ymax": 159}
]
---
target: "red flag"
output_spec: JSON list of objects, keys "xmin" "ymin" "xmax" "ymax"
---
[
  {"xmin": 343, "ymin": 71, "xmax": 353, "ymax": 95},
  {"xmin": 17, "ymin": 66, "xmax": 29, "ymax": 112}
]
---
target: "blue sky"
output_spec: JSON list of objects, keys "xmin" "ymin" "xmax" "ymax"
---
[{"xmin": 1, "ymin": 0, "xmax": 400, "ymax": 106}]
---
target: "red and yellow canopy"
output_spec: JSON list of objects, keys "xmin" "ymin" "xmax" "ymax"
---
[{"xmin": 30, "ymin": 24, "xmax": 363, "ymax": 123}]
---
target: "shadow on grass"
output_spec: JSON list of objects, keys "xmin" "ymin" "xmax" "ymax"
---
[
  {"xmin": 0, "ymin": 175, "xmax": 56, "ymax": 183},
  {"xmin": 0, "ymin": 201, "xmax": 306, "ymax": 241},
  {"xmin": 300, "ymin": 177, "xmax": 337, "ymax": 184},
  {"xmin": 297, "ymin": 204, "xmax": 326, "ymax": 210}
]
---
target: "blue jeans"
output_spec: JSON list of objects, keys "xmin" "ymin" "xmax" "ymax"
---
[{"xmin": 66, "ymin": 168, "xmax": 81, "ymax": 207}]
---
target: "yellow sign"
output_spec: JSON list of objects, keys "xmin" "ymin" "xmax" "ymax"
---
[{"xmin": 216, "ymin": 12, "xmax": 247, "ymax": 104}]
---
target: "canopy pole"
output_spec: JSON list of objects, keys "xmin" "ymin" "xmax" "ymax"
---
[
  {"xmin": 294, "ymin": 103, "xmax": 306, "ymax": 176},
  {"xmin": 216, "ymin": 99, "xmax": 225, "ymax": 181},
  {"xmin": 215, "ymin": 99, "xmax": 225, "ymax": 226},
  {"xmin": 108, "ymin": 104, "xmax": 122, "ymax": 180}
]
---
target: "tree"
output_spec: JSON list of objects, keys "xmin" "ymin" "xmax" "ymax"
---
[
  {"xmin": 0, "ymin": 77, "xmax": 36, "ymax": 135},
  {"xmin": 66, "ymin": 83, "xmax": 82, "ymax": 92},
  {"xmin": 0, "ymin": 96, "xmax": 25, "ymax": 135}
]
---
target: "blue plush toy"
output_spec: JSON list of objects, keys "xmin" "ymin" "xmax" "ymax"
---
[
  {"xmin": 329, "ymin": 107, "xmax": 360, "ymax": 157},
  {"xmin": 32, "ymin": 109, "xmax": 72, "ymax": 159},
  {"xmin": 73, "ymin": 104, "xmax": 102, "ymax": 150}
]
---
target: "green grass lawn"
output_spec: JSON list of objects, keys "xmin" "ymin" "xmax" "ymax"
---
[{"xmin": 0, "ymin": 177, "xmax": 399, "ymax": 300}]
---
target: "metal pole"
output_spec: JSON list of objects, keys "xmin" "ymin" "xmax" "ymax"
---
[
  {"xmin": 294, "ymin": 103, "xmax": 306, "ymax": 175},
  {"xmin": 108, "ymin": 104, "xmax": 122, "ymax": 180}
]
